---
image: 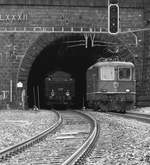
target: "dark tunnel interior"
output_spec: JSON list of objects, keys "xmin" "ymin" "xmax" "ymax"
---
[{"xmin": 27, "ymin": 35, "xmax": 114, "ymax": 109}]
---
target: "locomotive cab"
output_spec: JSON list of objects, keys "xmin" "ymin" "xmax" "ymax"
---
[{"xmin": 98, "ymin": 62, "xmax": 135, "ymax": 93}]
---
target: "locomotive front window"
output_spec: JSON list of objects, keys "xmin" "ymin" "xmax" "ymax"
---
[
  {"xmin": 100, "ymin": 66, "xmax": 115, "ymax": 80},
  {"xmin": 118, "ymin": 67, "xmax": 131, "ymax": 80}
]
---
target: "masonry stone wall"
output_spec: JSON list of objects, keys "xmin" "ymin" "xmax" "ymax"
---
[{"xmin": 136, "ymin": 5, "xmax": 150, "ymax": 106}]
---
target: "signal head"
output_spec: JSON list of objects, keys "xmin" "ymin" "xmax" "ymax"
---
[{"xmin": 108, "ymin": 4, "xmax": 119, "ymax": 34}]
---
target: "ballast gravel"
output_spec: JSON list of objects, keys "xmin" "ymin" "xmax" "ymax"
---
[
  {"xmin": 86, "ymin": 111, "xmax": 150, "ymax": 165},
  {"xmin": 0, "ymin": 110, "xmax": 58, "ymax": 150}
]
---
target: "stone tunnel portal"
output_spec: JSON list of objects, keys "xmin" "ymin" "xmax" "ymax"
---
[{"xmin": 26, "ymin": 34, "xmax": 129, "ymax": 109}]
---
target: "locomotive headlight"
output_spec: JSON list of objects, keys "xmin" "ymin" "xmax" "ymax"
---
[
  {"xmin": 51, "ymin": 89, "xmax": 55, "ymax": 96},
  {"xmin": 126, "ymin": 89, "xmax": 130, "ymax": 93},
  {"xmin": 66, "ymin": 90, "xmax": 70, "ymax": 96}
]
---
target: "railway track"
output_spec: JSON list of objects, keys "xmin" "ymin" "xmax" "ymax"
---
[
  {"xmin": 61, "ymin": 110, "xmax": 98, "ymax": 165},
  {"xmin": 0, "ymin": 110, "xmax": 62, "ymax": 163},
  {"xmin": 0, "ymin": 110, "xmax": 99, "ymax": 165},
  {"xmin": 83, "ymin": 111, "xmax": 150, "ymax": 165}
]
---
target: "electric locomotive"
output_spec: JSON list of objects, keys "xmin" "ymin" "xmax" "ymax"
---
[
  {"xmin": 44, "ymin": 71, "xmax": 75, "ymax": 109},
  {"xmin": 86, "ymin": 60, "xmax": 136, "ymax": 113}
]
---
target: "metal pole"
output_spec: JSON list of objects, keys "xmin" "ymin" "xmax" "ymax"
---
[
  {"xmin": 10, "ymin": 80, "xmax": 12, "ymax": 102},
  {"xmin": 82, "ymin": 96, "xmax": 85, "ymax": 110},
  {"xmin": 37, "ymin": 86, "xmax": 40, "ymax": 109},
  {"xmin": 33, "ymin": 86, "xmax": 36, "ymax": 106}
]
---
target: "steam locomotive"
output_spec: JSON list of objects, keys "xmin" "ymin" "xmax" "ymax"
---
[
  {"xmin": 44, "ymin": 71, "xmax": 75, "ymax": 109},
  {"xmin": 86, "ymin": 60, "xmax": 136, "ymax": 113}
]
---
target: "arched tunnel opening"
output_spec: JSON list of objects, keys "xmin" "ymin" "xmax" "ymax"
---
[{"xmin": 27, "ymin": 34, "xmax": 114, "ymax": 109}]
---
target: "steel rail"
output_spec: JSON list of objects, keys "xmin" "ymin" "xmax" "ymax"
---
[
  {"xmin": 62, "ymin": 110, "xmax": 98, "ymax": 165},
  {"xmin": 0, "ymin": 110, "xmax": 62, "ymax": 162}
]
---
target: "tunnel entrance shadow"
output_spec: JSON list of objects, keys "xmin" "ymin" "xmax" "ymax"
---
[{"xmin": 27, "ymin": 34, "xmax": 113, "ymax": 109}]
